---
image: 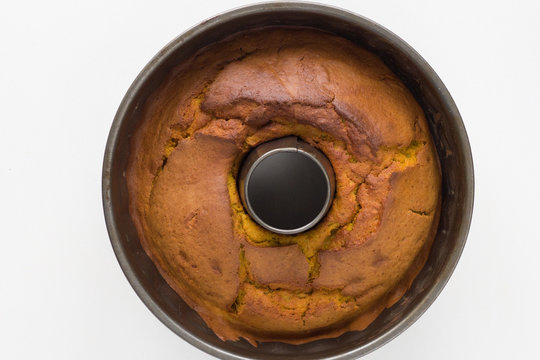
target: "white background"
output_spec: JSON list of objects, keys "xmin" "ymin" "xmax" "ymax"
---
[{"xmin": 1, "ymin": 0, "xmax": 539, "ymax": 359}]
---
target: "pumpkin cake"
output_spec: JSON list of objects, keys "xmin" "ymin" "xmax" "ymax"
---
[{"xmin": 126, "ymin": 27, "xmax": 441, "ymax": 345}]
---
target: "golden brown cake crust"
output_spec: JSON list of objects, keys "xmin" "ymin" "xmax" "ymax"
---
[{"xmin": 126, "ymin": 27, "xmax": 441, "ymax": 345}]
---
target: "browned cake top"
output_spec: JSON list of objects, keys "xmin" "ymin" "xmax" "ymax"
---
[{"xmin": 127, "ymin": 27, "xmax": 441, "ymax": 345}]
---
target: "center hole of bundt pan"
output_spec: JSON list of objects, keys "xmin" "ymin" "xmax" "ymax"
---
[{"xmin": 238, "ymin": 136, "xmax": 336, "ymax": 235}]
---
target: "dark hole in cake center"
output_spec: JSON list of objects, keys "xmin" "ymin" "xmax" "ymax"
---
[{"xmin": 245, "ymin": 151, "xmax": 329, "ymax": 232}]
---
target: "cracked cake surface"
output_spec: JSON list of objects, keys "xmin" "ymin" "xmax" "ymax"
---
[{"xmin": 126, "ymin": 27, "xmax": 441, "ymax": 345}]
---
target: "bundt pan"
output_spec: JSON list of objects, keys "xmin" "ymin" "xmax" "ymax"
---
[{"xmin": 102, "ymin": 2, "xmax": 474, "ymax": 359}]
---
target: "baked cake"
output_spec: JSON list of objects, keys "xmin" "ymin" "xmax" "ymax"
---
[{"xmin": 126, "ymin": 27, "xmax": 441, "ymax": 345}]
